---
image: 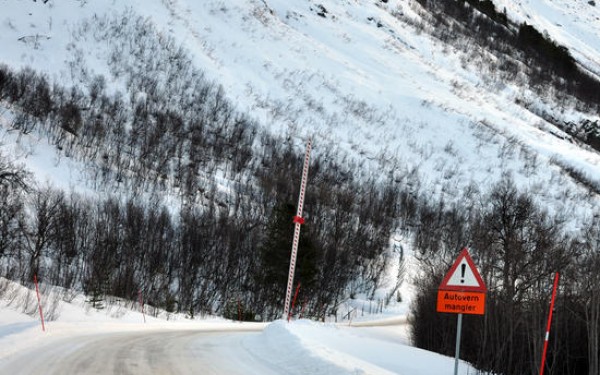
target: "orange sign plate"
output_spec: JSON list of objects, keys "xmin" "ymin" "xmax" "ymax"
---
[{"xmin": 437, "ymin": 290, "xmax": 486, "ymax": 315}]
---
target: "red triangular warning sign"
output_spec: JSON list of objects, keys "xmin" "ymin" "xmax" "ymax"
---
[{"xmin": 439, "ymin": 248, "xmax": 487, "ymax": 292}]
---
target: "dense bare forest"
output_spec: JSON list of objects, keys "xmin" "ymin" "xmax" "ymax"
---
[
  {"xmin": 408, "ymin": 2, "xmax": 600, "ymax": 374},
  {"xmin": 0, "ymin": 56, "xmax": 402, "ymax": 321},
  {"xmin": 409, "ymin": 177, "xmax": 596, "ymax": 375}
]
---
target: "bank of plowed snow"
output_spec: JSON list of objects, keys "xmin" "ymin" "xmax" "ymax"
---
[{"xmin": 249, "ymin": 320, "xmax": 476, "ymax": 374}]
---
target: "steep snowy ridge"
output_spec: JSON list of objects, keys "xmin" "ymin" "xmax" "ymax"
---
[
  {"xmin": 1, "ymin": 0, "xmax": 599, "ymax": 225},
  {"xmin": 495, "ymin": 0, "xmax": 600, "ymax": 78}
]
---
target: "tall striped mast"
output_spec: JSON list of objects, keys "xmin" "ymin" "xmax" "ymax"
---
[{"xmin": 283, "ymin": 137, "xmax": 312, "ymax": 320}]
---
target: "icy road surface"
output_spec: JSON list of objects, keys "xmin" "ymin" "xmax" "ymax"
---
[
  {"xmin": 1, "ymin": 329, "xmax": 278, "ymax": 375},
  {"xmin": 0, "ymin": 318, "xmax": 479, "ymax": 375}
]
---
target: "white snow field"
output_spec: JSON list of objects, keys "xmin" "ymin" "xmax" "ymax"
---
[
  {"xmin": 1, "ymin": 0, "xmax": 600, "ymax": 223},
  {"xmin": 0, "ymin": 278, "xmax": 476, "ymax": 375}
]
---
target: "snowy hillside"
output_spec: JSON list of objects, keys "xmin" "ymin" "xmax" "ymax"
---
[
  {"xmin": 1, "ymin": 0, "xmax": 599, "ymax": 221},
  {"xmin": 495, "ymin": 0, "xmax": 600, "ymax": 79}
]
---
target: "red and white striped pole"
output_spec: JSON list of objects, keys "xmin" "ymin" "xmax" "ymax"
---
[
  {"xmin": 539, "ymin": 272, "xmax": 560, "ymax": 375},
  {"xmin": 33, "ymin": 274, "xmax": 45, "ymax": 332},
  {"xmin": 283, "ymin": 138, "xmax": 312, "ymax": 320}
]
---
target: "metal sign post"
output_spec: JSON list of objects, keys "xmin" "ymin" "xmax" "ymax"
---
[
  {"xmin": 454, "ymin": 313, "xmax": 463, "ymax": 375},
  {"xmin": 437, "ymin": 248, "xmax": 487, "ymax": 375},
  {"xmin": 283, "ymin": 138, "xmax": 312, "ymax": 320}
]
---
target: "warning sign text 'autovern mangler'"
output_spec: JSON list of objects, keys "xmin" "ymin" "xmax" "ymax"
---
[{"xmin": 436, "ymin": 248, "xmax": 487, "ymax": 315}]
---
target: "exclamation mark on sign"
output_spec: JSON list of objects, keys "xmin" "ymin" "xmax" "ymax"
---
[{"xmin": 460, "ymin": 264, "xmax": 466, "ymax": 284}]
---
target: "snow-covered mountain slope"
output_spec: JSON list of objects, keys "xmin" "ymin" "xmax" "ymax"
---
[
  {"xmin": 1, "ymin": 0, "xmax": 600, "ymax": 225},
  {"xmin": 495, "ymin": 0, "xmax": 600, "ymax": 78}
]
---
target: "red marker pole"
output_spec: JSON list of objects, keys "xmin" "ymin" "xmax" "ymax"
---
[
  {"xmin": 288, "ymin": 282, "xmax": 301, "ymax": 322},
  {"xmin": 539, "ymin": 272, "xmax": 560, "ymax": 375},
  {"xmin": 33, "ymin": 274, "xmax": 45, "ymax": 332}
]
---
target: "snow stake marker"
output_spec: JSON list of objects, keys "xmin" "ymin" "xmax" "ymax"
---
[
  {"xmin": 539, "ymin": 272, "xmax": 559, "ymax": 375},
  {"xmin": 289, "ymin": 282, "xmax": 301, "ymax": 322},
  {"xmin": 283, "ymin": 138, "xmax": 312, "ymax": 321},
  {"xmin": 437, "ymin": 248, "xmax": 486, "ymax": 375},
  {"xmin": 33, "ymin": 274, "xmax": 45, "ymax": 332}
]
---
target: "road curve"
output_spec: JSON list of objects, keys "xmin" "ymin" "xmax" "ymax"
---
[{"xmin": 1, "ymin": 328, "xmax": 279, "ymax": 375}]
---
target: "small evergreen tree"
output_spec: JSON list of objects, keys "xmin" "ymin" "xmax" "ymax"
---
[{"xmin": 255, "ymin": 202, "xmax": 318, "ymax": 320}]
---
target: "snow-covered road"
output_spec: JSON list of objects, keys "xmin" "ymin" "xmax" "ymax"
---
[
  {"xmin": 0, "ymin": 279, "xmax": 478, "ymax": 374},
  {"xmin": 1, "ymin": 329, "xmax": 279, "ymax": 375},
  {"xmin": 0, "ymin": 316, "xmax": 480, "ymax": 375}
]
